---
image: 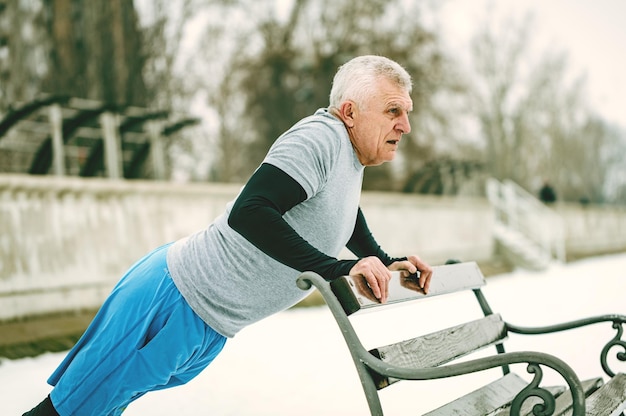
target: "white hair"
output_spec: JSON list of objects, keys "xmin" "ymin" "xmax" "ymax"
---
[{"xmin": 329, "ymin": 55, "xmax": 412, "ymax": 110}]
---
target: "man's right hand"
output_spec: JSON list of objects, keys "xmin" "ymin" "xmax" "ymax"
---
[{"xmin": 348, "ymin": 256, "xmax": 392, "ymax": 303}]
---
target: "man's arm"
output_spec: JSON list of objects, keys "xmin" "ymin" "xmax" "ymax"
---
[
  {"xmin": 228, "ymin": 163, "xmax": 432, "ymax": 299},
  {"xmin": 346, "ymin": 208, "xmax": 406, "ymax": 265},
  {"xmin": 228, "ymin": 163, "xmax": 357, "ymax": 279}
]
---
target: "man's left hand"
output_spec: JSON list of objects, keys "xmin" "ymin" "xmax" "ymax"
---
[{"xmin": 388, "ymin": 255, "xmax": 433, "ymax": 294}]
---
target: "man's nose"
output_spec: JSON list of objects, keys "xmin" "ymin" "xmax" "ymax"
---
[{"xmin": 398, "ymin": 113, "xmax": 411, "ymax": 134}]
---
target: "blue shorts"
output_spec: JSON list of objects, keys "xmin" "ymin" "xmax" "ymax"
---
[{"xmin": 48, "ymin": 243, "xmax": 226, "ymax": 416}]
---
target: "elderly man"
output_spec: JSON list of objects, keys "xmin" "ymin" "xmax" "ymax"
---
[{"xmin": 24, "ymin": 55, "xmax": 432, "ymax": 416}]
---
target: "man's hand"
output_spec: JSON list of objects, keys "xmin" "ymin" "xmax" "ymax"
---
[
  {"xmin": 348, "ymin": 256, "xmax": 392, "ymax": 303},
  {"xmin": 389, "ymin": 255, "xmax": 433, "ymax": 294}
]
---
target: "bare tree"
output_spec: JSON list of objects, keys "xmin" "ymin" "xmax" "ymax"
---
[
  {"xmin": 186, "ymin": 0, "xmax": 462, "ymax": 188},
  {"xmin": 470, "ymin": 13, "xmax": 533, "ymax": 183},
  {"xmin": 468, "ymin": 12, "xmax": 623, "ymax": 203},
  {"xmin": 0, "ymin": 1, "xmax": 50, "ymax": 110},
  {"xmin": 0, "ymin": 0, "xmax": 148, "ymax": 107},
  {"xmin": 553, "ymin": 117, "xmax": 625, "ymax": 203}
]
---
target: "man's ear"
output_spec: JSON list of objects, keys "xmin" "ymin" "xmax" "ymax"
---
[{"xmin": 337, "ymin": 101, "xmax": 356, "ymax": 127}]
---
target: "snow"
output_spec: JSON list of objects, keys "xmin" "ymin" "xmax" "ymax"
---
[{"xmin": 2, "ymin": 254, "xmax": 625, "ymax": 415}]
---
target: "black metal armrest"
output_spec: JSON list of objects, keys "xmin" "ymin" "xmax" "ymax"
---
[{"xmin": 507, "ymin": 315, "xmax": 626, "ymax": 377}]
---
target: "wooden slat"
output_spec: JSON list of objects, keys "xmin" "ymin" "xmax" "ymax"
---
[
  {"xmin": 550, "ymin": 378, "xmax": 603, "ymax": 416},
  {"xmin": 583, "ymin": 372, "xmax": 626, "ymax": 416},
  {"xmin": 331, "ymin": 261, "xmax": 485, "ymax": 315},
  {"xmin": 424, "ymin": 373, "xmax": 528, "ymax": 416},
  {"xmin": 492, "ymin": 377, "xmax": 602, "ymax": 416},
  {"xmin": 370, "ymin": 314, "xmax": 507, "ymax": 389}
]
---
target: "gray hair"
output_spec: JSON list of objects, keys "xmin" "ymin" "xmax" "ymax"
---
[{"xmin": 329, "ymin": 55, "xmax": 412, "ymax": 110}]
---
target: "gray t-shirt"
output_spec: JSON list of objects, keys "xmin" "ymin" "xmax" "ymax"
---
[{"xmin": 166, "ymin": 108, "xmax": 364, "ymax": 337}]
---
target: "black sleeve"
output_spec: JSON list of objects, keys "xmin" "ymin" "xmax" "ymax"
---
[
  {"xmin": 228, "ymin": 163, "xmax": 357, "ymax": 279},
  {"xmin": 346, "ymin": 208, "xmax": 406, "ymax": 266}
]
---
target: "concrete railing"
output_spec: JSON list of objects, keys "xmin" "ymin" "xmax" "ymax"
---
[
  {"xmin": 0, "ymin": 174, "xmax": 238, "ymax": 321},
  {"xmin": 486, "ymin": 178, "xmax": 566, "ymax": 269},
  {"xmin": 1, "ymin": 174, "xmax": 625, "ymax": 321}
]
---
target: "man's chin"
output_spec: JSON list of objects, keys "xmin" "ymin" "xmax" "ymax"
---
[
  {"xmin": 364, "ymin": 152, "xmax": 397, "ymax": 166},
  {"xmin": 383, "ymin": 152, "xmax": 397, "ymax": 163}
]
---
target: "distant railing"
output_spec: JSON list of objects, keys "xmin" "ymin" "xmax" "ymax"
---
[
  {"xmin": 486, "ymin": 178, "xmax": 566, "ymax": 264},
  {"xmin": 0, "ymin": 95, "xmax": 200, "ymax": 179}
]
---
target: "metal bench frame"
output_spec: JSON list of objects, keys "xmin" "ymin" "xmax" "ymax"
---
[{"xmin": 297, "ymin": 261, "xmax": 626, "ymax": 415}]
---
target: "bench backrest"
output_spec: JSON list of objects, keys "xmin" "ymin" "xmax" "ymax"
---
[
  {"xmin": 330, "ymin": 261, "xmax": 487, "ymax": 315},
  {"xmin": 298, "ymin": 261, "xmax": 508, "ymax": 392}
]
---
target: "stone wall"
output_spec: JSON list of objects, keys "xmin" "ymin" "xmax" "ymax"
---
[{"xmin": 1, "ymin": 174, "xmax": 624, "ymax": 321}]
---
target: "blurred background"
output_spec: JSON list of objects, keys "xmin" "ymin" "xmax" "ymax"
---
[
  {"xmin": 1, "ymin": 0, "xmax": 625, "ymax": 202},
  {"xmin": 1, "ymin": 0, "xmax": 626, "ymax": 360}
]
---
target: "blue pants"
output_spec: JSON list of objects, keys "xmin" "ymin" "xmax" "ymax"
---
[{"xmin": 48, "ymin": 243, "xmax": 226, "ymax": 416}]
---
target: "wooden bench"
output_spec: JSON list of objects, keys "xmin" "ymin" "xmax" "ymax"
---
[{"xmin": 296, "ymin": 261, "xmax": 626, "ymax": 415}]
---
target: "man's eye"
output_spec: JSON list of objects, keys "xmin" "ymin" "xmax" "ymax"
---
[{"xmin": 389, "ymin": 108, "xmax": 400, "ymax": 115}]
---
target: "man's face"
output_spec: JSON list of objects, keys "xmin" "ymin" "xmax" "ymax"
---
[{"xmin": 348, "ymin": 78, "xmax": 413, "ymax": 166}]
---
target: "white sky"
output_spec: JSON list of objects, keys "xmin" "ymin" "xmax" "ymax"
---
[{"xmin": 439, "ymin": 0, "xmax": 626, "ymax": 128}]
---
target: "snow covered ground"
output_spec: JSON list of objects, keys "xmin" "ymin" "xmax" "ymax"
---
[{"xmin": 2, "ymin": 254, "xmax": 625, "ymax": 415}]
